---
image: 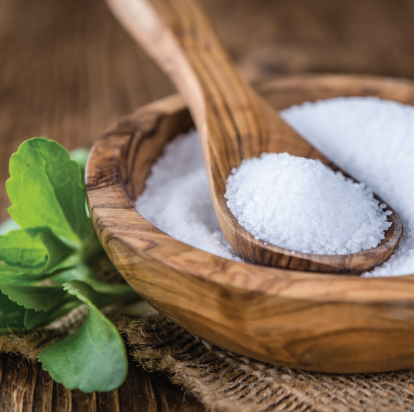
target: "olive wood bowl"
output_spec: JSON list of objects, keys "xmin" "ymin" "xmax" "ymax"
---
[{"xmin": 86, "ymin": 74, "xmax": 414, "ymax": 373}]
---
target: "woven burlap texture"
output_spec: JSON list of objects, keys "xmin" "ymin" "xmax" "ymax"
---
[
  {"xmin": 118, "ymin": 312, "xmax": 414, "ymax": 412},
  {"xmin": 2, "ymin": 301, "xmax": 414, "ymax": 412}
]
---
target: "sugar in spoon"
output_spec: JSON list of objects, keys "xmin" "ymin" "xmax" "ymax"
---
[{"xmin": 106, "ymin": 0, "xmax": 402, "ymax": 273}]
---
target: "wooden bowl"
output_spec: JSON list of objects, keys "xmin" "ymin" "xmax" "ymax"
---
[{"xmin": 86, "ymin": 74, "xmax": 414, "ymax": 374}]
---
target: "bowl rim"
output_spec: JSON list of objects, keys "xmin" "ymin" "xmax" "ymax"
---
[{"xmin": 86, "ymin": 73, "xmax": 414, "ymax": 305}]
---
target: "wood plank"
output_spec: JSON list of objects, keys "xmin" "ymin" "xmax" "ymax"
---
[
  {"xmin": 152, "ymin": 374, "xmax": 205, "ymax": 412},
  {"xmin": 119, "ymin": 362, "xmax": 157, "ymax": 412},
  {"xmin": 96, "ymin": 389, "xmax": 121, "ymax": 412},
  {"xmin": 0, "ymin": 355, "xmax": 205, "ymax": 411},
  {"xmin": 32, "ymin": 367, "xmax": 53, "ymax": 412},
  {"xmin": 71, "ymin": 390, "xmax": 97, "ymax": 412},
  {"xmin": 52, "ymin": 381, "xmax": 73, "ymax": 412},
  {"xmin": 0, "ymin": 355, "xmax": 36, "ymax": 412}
]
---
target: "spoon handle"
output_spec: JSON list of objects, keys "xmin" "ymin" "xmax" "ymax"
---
[
  {"xmin": 106, "ymin": 0, "xmax": 404, "ymax": 273},
  {"xmin": 106, "ymin": 0, "xmax": 303, "ymax": 175}
]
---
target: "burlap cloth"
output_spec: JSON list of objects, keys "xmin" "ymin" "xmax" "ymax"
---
[{"xmin": 2, "ymin": 259, "xmax": 414, "ymax": 411}]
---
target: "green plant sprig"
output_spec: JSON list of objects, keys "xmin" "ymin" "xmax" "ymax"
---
[{"xmin": 0, "ymin": 137, "xmax": 136, "ymax": 392}]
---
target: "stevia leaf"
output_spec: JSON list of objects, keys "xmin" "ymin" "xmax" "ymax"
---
[
  {"xmin": 38, "ymin": 280, "xmax": 128, "ymax": 392},
  {"xmin": 70, "ymin": 148, "xmax": 89, "ymax": 185},
  {"xmin": 0, "ymin": 268, "xmax": 61, "ymax": 285},
  {"xmin": 51, "ymin": 264, "xmax": 99, "ymax": 286},
  {"xmin": 7, "ymin": 138, "xmax": 92, "ymax": 244},
  {"xmin": 24, "ymin": 295, "xmax": 81, "ymax": 330},
  {"xmin": 51, "ymin": 262, "xmax": 136, "ymax": 298},
  {"xmin": 0, "ymin": 218, "xmax": 20, "ymax": 235},
  {"xmin": 63, "ymin": 279, "xmax": 136, "ymax": 312},
  {"xmin": 70, "ymin": 148, "xmax": 91, "ymax": 217},
  {"xmin": 0, "ymin": 291, "xmax": 26, "ymax": 333},
  {"xmin": 35, "ymin": 228, "xmax": 77, "ymax": 272},
  {"xmin": 0, "ymin": 288, "xmax": 81, "ymax": 333},
  {"xmin": 0, "ymin": 229, "xmax": 48, "ymax": 270},
  {"xmin": 0, "ymin": 283, "xmax": 67, "ymax": 311},
  {"xmin": 0, "ymin": 228, "xmax": 75, "ymax": 284}
]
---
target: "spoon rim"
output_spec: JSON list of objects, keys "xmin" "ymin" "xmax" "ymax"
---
[{"xmin": 214, "ymin": 181, "xmax": 403, "ymax": 274}]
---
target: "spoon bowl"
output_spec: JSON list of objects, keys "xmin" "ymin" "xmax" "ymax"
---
[
  {"xmin": 107, "ymin": 0, "xmax": 402, "ymax": 273},
  {"xmin": 86, "ymin": 74, "xmax": 414, "ymax": 373}
]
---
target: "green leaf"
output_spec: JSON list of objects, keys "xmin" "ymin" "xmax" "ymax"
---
[
  {"xmin": 24, "ymin": 295, "xmax": 80, "ymax": 330},
  {"xmin": 0, "ymin": 267, "xmax": 60, "ymax": 285},
  {"xmin": 63, "ymin": 279, "xmax": 132, "ymax": 311},
  {"xmin": 0, "ymin": 218, "xmax": 20, "ymax": 235},
  {"xmin": 0, "ymin": 228, "xmax": 75, "ymax": 284},
  {"xmin": 0, "ymin": 283, "xmax": 67, "ymax": 311},
  {"xmin": 0, "ymin": 288, "xmax": 81, "ymax": 333},
  {"xmin": 52, "ymin": 262, "xmax": 135, "ymax": 298},
  {"xmin": 0, "ymin": 292, "xmax": 26, "ymax": 333},
  {"xmin": 0, "ymin": 229, "xmax": 48, "ymax": 269},
  {"xmin": 70, "ymin": 148, "xmax": 89, "ymax": 185},
  {"xmin": 7, "ymin": 138, "xmax": 92, "ymax": 245},
  {"xmin": 38, "ymin": 280, "xmax": 128, "ymax": 392}
]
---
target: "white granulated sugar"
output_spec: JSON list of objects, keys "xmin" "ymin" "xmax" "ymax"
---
[
  {"xmin": 281, "ymin": 97, "xmax": 414, "ymax": 276},
  {"xmin": 136, "ymin": 96, "xmax": 414, "ymax": 276},
  {"xmin": 135, "ymin": 131, "xmax": 239, "ymax": 261},
  {"xmin": 224, "ymin": 153, "xmax": 390, "ymax": 255}
]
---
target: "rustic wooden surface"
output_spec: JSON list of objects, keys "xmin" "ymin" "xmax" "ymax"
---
[
  {"xmin": 2, "ymin": 0, "xmax": 414, "ymax": 410},
  {"xmin": 0, "ymin": 353, "xmax": 202, "ymax": 412},
  {"xmin": 107, "ymin": 0, "xmax": 402, "ymax": 274}
]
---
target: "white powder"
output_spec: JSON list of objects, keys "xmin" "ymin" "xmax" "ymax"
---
[
  {"xmin": 224, "ymin": 153, "xmax": 391, "ymax": 255},
  {"xmin": 136, "ymin": 131, "xmax": 240, "ymax": 261},
  {"xmin": 282, "ymin": 97, "xmax": 414, "ymax": 276},
  {"xmin": 136, "ymin": 97, "xmax": 414, "ymax": 276}
]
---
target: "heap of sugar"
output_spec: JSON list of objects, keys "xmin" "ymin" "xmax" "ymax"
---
[
  {"xmin": 224, "ymin": 153, "xmax": 391, "ymax": 255},
  {"xmin": 136, "ymin": 96, "xmax": 414, "ymax": 276},
  {"xmin": 281, "ymin": 97, "xmax": 414, "ymax": 276}
]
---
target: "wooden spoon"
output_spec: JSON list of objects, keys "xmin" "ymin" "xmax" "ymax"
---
[{"xmin": 106, "ymin": 0, "xmax": 402, "ymax": 273}]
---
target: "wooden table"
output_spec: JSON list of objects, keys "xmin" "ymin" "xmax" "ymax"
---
[{"xmin": 1, "ymin": 0, "xmax": 414, "ymax": 410}]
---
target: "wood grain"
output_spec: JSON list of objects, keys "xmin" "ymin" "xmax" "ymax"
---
[
  {"xmin": 3, "ymin": 0, "xmax": 414, "ymax": 409},
  {"xmin": 87, "ymin": 74, "xmax": 414, "ymax": 374},
  {"xmin": 0, "ymin": 354, "xmax": 202, "ymax": 412},
  {"xmin": 106, "ymin": 0, "xmax": 402, "ymax": 274}
]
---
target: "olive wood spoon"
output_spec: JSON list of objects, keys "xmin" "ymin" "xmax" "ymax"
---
[{"xmin": 106, "ymin": 0, "xmax": 402, "ymax": 273}]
